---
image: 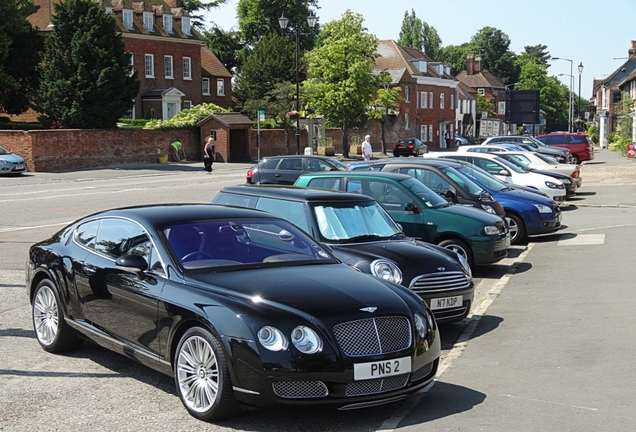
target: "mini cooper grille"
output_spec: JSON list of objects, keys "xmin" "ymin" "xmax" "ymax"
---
[
  {"xmin": 410, "ymin": 271, "xmax": 471, "ymax": 294},
  {"xmin": 272, "ymin": 381, "xmax": 329, "ymax": 399},
  {"xmin": 345, "ymin": 374, "xmax": 409, "ymax": 397},
  {"xmin": 411, "ymin": 361, "xmax": 435, "ymax": 381},
  {"xmin": 333, "ymin": 316, "xmax": 411, "ymax": 357}
]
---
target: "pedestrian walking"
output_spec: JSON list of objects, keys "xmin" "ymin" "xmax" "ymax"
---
[
  {"xmin": 444, "ymin": 128, "xmax": 452, "ymax": 148},
  {"xmin": 203, "ymin": 135, "xmax": 215, "ymax": 174},
  {"xmin": 362, "ymin": 135, "xmax": 373, "ymax": 161}
]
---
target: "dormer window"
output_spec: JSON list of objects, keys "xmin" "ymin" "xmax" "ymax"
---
[
  {"xmin": 105, "ymin": 7, "xmax": 112, "ymax": 14},
  {"xmin": 122, "ymin": 10, "xmax": 133, "ymax": 30},
  {"xmin": 181, "ymin": 17, "xmax": 191, "ymax": 36},
  {"xmin": 163, "ymin": 15, "xmax": 173, "ymax": 33},
  {"xmin": 143, "ymin": 12, "xmax": 154, "ymax": 32}
]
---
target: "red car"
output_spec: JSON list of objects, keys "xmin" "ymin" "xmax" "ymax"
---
[{"xmin": 535, "ymin": 133, "xmax": 595, "ymax": 164}]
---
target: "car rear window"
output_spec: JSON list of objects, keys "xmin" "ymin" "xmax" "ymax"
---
[
  {"xmin": 262, "ymin": 159, "xmax": 279, "ymax": 169},
  {"xmin": 544, "ymin": 135, "xmax": 567, "ymax": 145},
  {"xmin": 570, "ymin": 135, "xmax": 588, "ymax": 144}
]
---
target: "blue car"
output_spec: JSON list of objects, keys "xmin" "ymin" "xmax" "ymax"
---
[
  {"xmin": 448, "ymin": 160, "xmax": 562, "ymax": 244},
  {"xmin": 0, "ymin": 146, "xmax": 26, "ymax": 175}
]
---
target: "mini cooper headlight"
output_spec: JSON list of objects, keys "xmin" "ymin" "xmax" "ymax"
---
[
  {"xmin": 291, "ymin": 326, "xmax": 323, "ymax": 354},
  {"xmin": 484, "ymin": 225, "xmax": 500, "ymax": 235},
  {"xmin": 414, "ymin": 313, "xmax": 428, "ymax": 339},
  {"xmin": 258, "ymin": 326, "xmax": 288, "ymax": 351},
  {"xmin": 456, "ymin": 252, "xmax": 472, "ymax": 279},
  {"xmin": 370, "ymin": 259, "xmax": 402, "ymax": 284}
]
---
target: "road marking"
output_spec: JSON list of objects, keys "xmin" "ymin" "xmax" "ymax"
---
[
  {"xmin": 0, "ymin": 221, "xmax": 72, "ymax": 233},
  {"xmin": 557, "ymin": 234, "xmax": 605, "ymax": 246},
  {"xmin": 375, "ymin": 244, "xmax": 535, "ymax": 432}
]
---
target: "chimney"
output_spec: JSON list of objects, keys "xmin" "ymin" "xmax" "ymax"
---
[
  {"xmin": 629, "ymin": 40, "xmax": 636, "ymax": 58},
  {"xmin": 466, "ymin": 54, "xmax": 474, "ymax": 75},
  {"xmin": 474, "ymin": 55, "xmax": 482, "ymax": 73}
]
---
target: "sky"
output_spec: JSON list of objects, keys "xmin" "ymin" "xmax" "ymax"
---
[{"xmin": 204, "ymin": 0, "xmax": 636, "ymax": 100}]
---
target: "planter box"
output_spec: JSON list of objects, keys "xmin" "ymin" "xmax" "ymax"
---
[
  {"xmin": 317, "ymin": 147, "xmax": 335, "ymax": 156},
  {"xmin": 350, "ymin": 144, "xmax": 362, "ymax": 155}
]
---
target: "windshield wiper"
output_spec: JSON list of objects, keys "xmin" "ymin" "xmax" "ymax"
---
[{"xmin": 341, "ymin": 234, "xmax": 386, "ymax": 243}]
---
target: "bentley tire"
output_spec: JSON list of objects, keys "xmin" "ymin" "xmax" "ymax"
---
[{"xmin": 32, "ymin": 279, "xmax": 82, "ymax": 353}]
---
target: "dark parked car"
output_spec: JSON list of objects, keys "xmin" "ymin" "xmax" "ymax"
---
[
  {"xmin": 348, "ymin": 158, "xmax": 506, "ymax": 218},
  {"xmin": 0, "ymin": 145, "xmax": 26, "ymax": 175},
  {"xmin": 535, "ymin": 133, "xmax": 595, "ymax": 164},
  {"xmin": 246, "ymin": 155, "xmax": 347, "ymax": 184},
  {"xmin": 482, "ymin": 135, "xmax": 574, "ymax": 164},
  {"xmin": 213, "ymin": 185, "xmax": 475, "ymax": 323},
  {"xmin": 393, "ymin": 138, "xmax": 428, "ymax": 157},
  {"xmin": 294, "ymin": 171, "xmax": 510, "ymax": 267},
  {"xmin": 26, "ymin": 204, "xmax": 440, "ymax": 422}
]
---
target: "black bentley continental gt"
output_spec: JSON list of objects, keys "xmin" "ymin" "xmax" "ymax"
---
[{"xmin": 26, "ymin": 204, "xmax": 440, "ymax": 422}]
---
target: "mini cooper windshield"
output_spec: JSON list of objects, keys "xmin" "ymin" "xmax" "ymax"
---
[
  {"xmin": 164, "ymin": 219, "xmax": 335, "ymax": 269},
  {"xmin": 312, "ymin": 202, "xmax": 403, "ymax": 242}
]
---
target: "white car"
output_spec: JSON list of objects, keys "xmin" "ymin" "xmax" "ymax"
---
[
  {"xmin": 424, "ymin": 152, "xmax": 567, "ymax": 202},
  {"xmin": 493, "ymin": 151, "xmax": 582, "ymax": 187},
  {"xmin": 453, "ymin": 144, "xmax": 526, "ymax": 154}
]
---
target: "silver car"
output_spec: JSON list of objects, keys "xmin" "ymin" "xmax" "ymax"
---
[{"xmin": 0, "ymin": 146, "xmax": 26, "ymax": 175}]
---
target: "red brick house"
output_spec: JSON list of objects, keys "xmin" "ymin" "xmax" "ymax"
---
[
  {"xmin": 372, "ymin": 40, "xmax": 459, "ymax": 149},
  {"xmin": 455, "ymin": 55, "xmax": 507, "ymax": 128},
  {"xmin": 26, "ymin": 0, "xmax": 233, "ymax": 121}
]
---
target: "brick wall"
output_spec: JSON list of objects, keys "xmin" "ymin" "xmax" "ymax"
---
[{"xmin": 0, "ymin": 129, "xmax": 200, "ymax": 172}]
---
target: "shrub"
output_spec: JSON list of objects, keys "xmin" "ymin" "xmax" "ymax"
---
[
  {"xmin": 144, "ymin": 103, "xmax": 228, "ymax": 129},
  {"xmin": 609, "ymin": 137, "xmax": 631, "ymax": 156}
]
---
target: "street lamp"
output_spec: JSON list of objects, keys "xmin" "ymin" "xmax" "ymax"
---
[
  {"xmin": 553, "ymin": 57, "xmax": 574, "ymax": 132},
  {"xmin": 578, "ymin": 62, "xmax": 584, "ymax": 124},
  {"xmin": 279, "ymin": 11, "xmax": 318, "ymax": 155}
]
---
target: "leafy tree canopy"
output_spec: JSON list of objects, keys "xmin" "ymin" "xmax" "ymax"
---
[
  {"xmin": 469, "ymin": 27, "xmax": 517, "ymax": 84},
  {"xmin": 204, "ymin": 26, "xmax": 245, "ymax": 73},
  {"xmin": 397, "ymin": 9, "xmax": 442, "ymax": 60},
  {"xmin": 303, "ymin": 10, "xmax": 380, "ymax": 157},
  {"xmin": 36, "ymin": 0, "xmax": 140, "ymax": 128},
  {"xmin": 180, "ymin": 0, "xmax": 228, "ymax": 31},
  {"xmin": 522, "ymin": 44, "xmax": 551, "ymax": 66},
  {"xmin": 367, "ymin": 71, "xmax": 403, "ymax": 154},
  {"xmin": 439, "ymin": 43, "xmax": 471, "ymax": 76},
  {"xmin": 0, "ymin": 0, "xmax": 43, "ymax": 115},
  {"xmin": 237, "ymin": 0, "xmax": 318, "ymax": 48}
]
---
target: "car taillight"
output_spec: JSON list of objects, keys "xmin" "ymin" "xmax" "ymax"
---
[
  {"xmin": 247, "ymin": 170, "xmax": 253, "ymax": 178},
  {"xmin": 392, "ymin": 145, "xmax": 397, "ymax": 150},
  {"xmin": 408, "ymin": 144, "xmax": 414, "ymax": 148},
  {"xmin": 571, "ymin": 171, "xmax": 578, "ymax": 178}
]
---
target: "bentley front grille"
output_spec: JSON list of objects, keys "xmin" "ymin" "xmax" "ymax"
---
[
  {"xmin": 333, "ymin": 316, "xmax": 412, "ymax": 357},
  {"xmin": 272, "ymin": 381, "xmax": 328, "ymax": 399},
  {"xmin": 345, "ymin": 374, "xmax": 410, "ymax": 397}
]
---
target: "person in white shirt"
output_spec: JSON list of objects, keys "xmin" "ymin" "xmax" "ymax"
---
[{"xmin": 362, "ymin": 135, "xmax": 373, "ymax": 161}]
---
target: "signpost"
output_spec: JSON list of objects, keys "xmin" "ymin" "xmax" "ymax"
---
[{"xmin": 257, "ymin": 110, "xmax": 265, "ymax": 162}]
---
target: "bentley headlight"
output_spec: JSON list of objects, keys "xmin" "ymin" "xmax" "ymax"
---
[
  {"xmin": 480, "ymin": 204, "xmax": 496, "ymax": 214},
  {"xmin": 456, "ymin": 252, "xmax": 472, "ymax": 279},
  {"xmin": 484, "ymin": 225, "xmax": 500, "ymax": 235},
  {"xmin": 414, "ymin": 313, "xmax": 428, "ymax": 339},
  {"xmin": 291, "ymin": 326, "xmax": 323, "ymax": 354},
  {"xmin": 371, "ymin": 259, "xmax": 402, "ymax": 284},
  {"xmin": 533, "ymin": 204, "xmax": 552, "ymax": 214},
  {"xmin": 258, "ymin": 326, "xmax": 288, "ymax": 351}
]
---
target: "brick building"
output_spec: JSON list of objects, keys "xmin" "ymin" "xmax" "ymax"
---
[
  {"xmin": 372, "ymin": 40, "xmax": 459, "ymax": 150},
  {"xmin": 24, "ymin": 0, "xmax": 233, "ymax": 122}
]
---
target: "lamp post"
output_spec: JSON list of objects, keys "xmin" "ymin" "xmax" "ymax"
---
[
  {"xmin": 279, "ymin": 12, "xmax": 318, "ymax": 155},
  {"xmin": 553, "ymin": 57, "xmax": 574, "ymax": 132},
  {"xmin": 577, "ymin": 62, "xmax": 584, "ymax": 125}
]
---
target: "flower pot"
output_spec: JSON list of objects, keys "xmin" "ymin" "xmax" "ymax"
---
[{"xmin": 158, "ymin": 155, "xmax": 168, "ymax": 164}]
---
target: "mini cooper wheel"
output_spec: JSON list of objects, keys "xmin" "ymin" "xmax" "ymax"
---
[
  {"xmin": 32, "ymin": 279, "xmax": 82, "ymax": 353},
  {"xmin": 505, "ymin": 213, "xmax": 527, "ymax": 245},
  {"xmin": 175, "ymin": 327, "xmax": 241, "ymax": 421},
  {"xmin": 437, "ymin": 238, "xmax": 474, "ymax": 268}
]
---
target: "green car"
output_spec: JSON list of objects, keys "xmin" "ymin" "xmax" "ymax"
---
[{"xmin": 294, "ymin": 171, "xmax": 510, "ymax": 267}]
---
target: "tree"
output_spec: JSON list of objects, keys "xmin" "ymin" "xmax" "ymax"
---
[
  {"xmin": 439, "ymin": 44, "xmax": 471, "ymax": 76},
  {"xmin": 204, "ymin": 26, "xmax": 245, "ymax": 73},
  {"xmin": 180, "ymin": 0, "xmax": 228, "ymax": 31},
  {"xmin": 469, "ymin": 27, "xmax": 517, "ymax": 84},
  {"xmin": 237, "ymin": 0, "xmax": 318, "ymax": 48},
  {"xmin": 233, "ymin": 32, "xmax": 296, "ymax": 105},
  {"xmin": 304, "ymin": 10, "xmax": 379, "ymax": 157},
  {"xmin": 0, "ymin": 0, "xmax": 43, "ymax": 115},
  {"xmin": 397, "ymin": 9, "xmax": 441, "ymax": 60},
  {"xmin": 540, "ymin": 76, "xmax": 569, "ymax": 132},
  {"xmin": 367, "ymin": 72, "xmax": 403, "ymax": 154},
  {"xmin": 36, "ymin": 0, "xmax": 140, "ymax": 129},
  {"xmin": 476, "ymin": 92, "xmax": 496, "ymax": 118},
  {"xmin": 522, "ymin": 44, "xmax": 551, "ymax": 66}
]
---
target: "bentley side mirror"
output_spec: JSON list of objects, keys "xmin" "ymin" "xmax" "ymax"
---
[{"xmin": 116, "ymin": 254, "xmax": 149, "ymax": 280}]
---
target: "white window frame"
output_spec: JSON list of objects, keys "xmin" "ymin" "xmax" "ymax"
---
[
  {"xmin": 404, "ymin": 86, "xmax": 410, "ymax": 103},
  {"xmin": 143, "ymin": 12, "xmax": 154, "ymax": 32},
  {"xmin": 498, "ymin": 101, "xmax": 506, "ymax": 115},
  {"xmin": 450, "ymin": 94, "xmax": 454, "ymax": 110},
  {"xmin": 128, "ymin": 53, "xmax": 134, "ymax": 77},
  {"xmin": 216, "ymin": 78, "xmax": 225, "ymax": 96},
  {"xmin": 477, "ymin": 88, "xmax": 485, "ymax": 96},
  {"xmin": 428, "ymin": 125, "xmax": 433, "ymax": 142},
  {"xmin": 202, "ymin": 78, "xmax": 210, "ymax": 95},
  {"xmin": 420, "ymin": 125, "xmax": 427, "ymax": 142},
  {"xmin": 429, "ymin": 92, "xmax": 433, "ymax": 109},
  {"xmin": 183, "ymin": 100, "xmax": 192, "ymax": 110},
  {"xmin": 405, "ymin": 113, "xmax": 409, "ymax": 130},
  {"xmin": 122, "ymin": 9, "xmax": 133, "ymax": 29},
  {"xmin": 440, "ymin": 93, "xmax": 445, "ymax": 109},
  {"xmin": 181, "ymin": 17, "xmax": 191, "ymax": 36},
  {"xmin": 144, "ymin": 54, "xmax": 154, "ymax": 78},
  {"xmin": 164, "ymin": 55, "xmax": 173, "ymax": 79},
  {"xmin": 163, "ymin": 15, "xmax": 173, "ymax": 33},
  {"xmin": 420, "ymin": 91, "xmax": 427, "ymax": 109},
  {"xmin": 183, "ymin": 57, "xmax": 192, "ymax": 80}
]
